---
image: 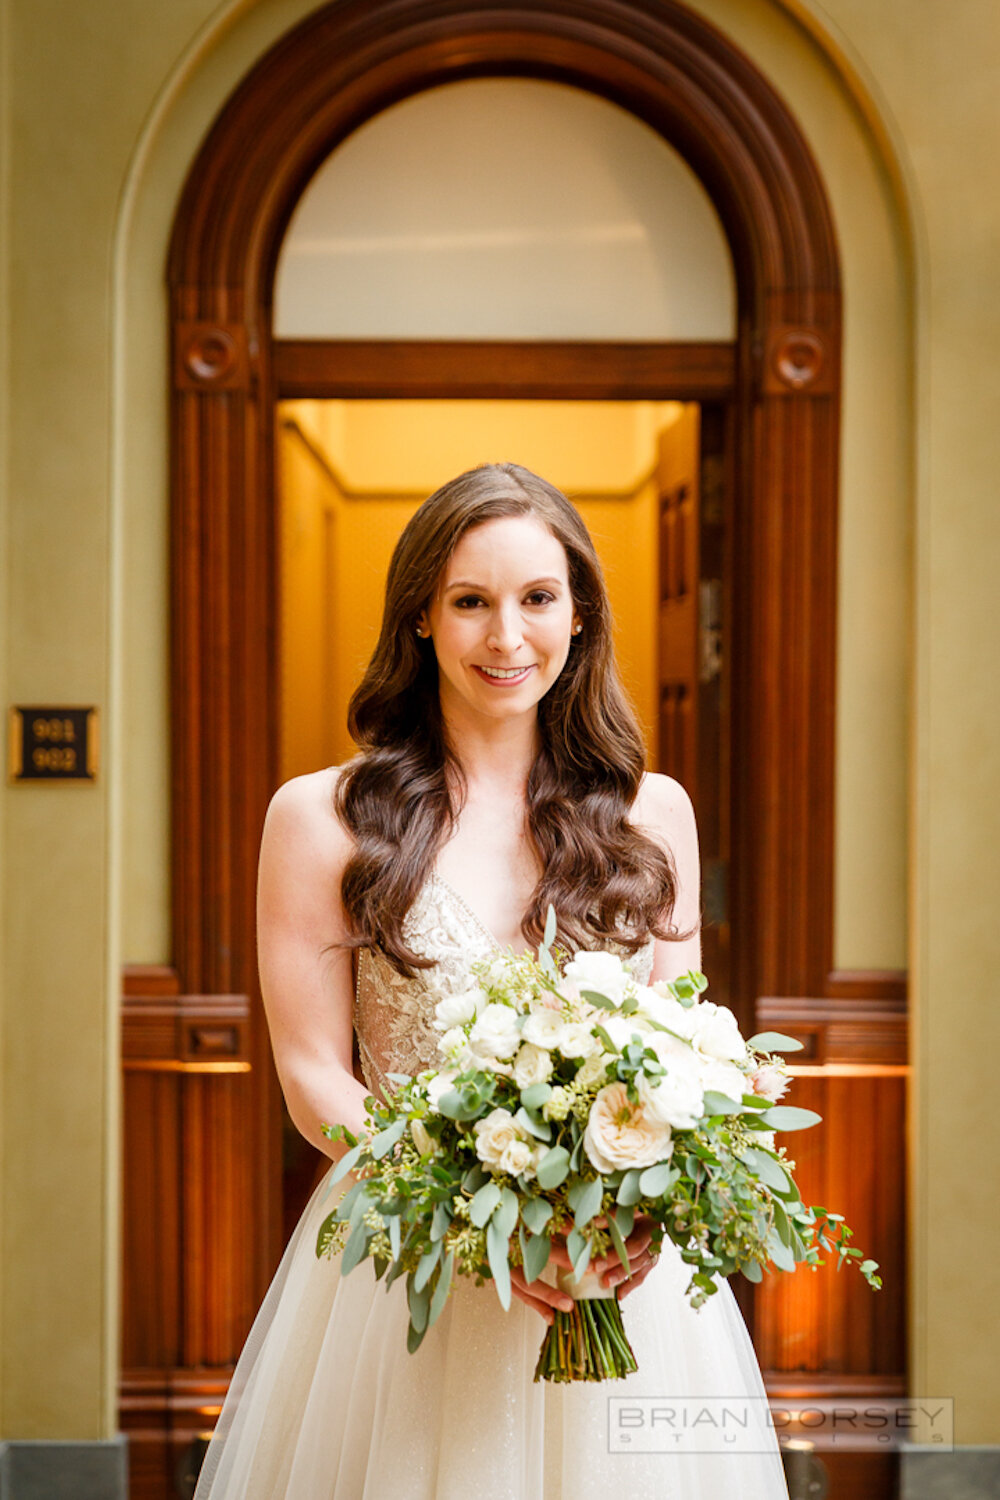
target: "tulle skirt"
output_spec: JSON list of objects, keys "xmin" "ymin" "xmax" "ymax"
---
[{"xmin": 194, "ymin": 1167, "xmax": 789, "ymax": 1500}]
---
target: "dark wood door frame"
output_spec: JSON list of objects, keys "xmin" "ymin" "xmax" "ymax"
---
[{"xmin": 124, "ymin": 8, "xmax": 908, "ymax": 1486}]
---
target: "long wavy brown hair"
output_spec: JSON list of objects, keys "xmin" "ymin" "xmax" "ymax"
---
[{"xmin": 333, "ymin": 462, "xmax": 697, "ymax": 975}]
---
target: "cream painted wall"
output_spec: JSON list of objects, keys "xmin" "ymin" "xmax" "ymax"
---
[{"xmin": 1, "ymin": 0, "xmax": 996, "ymax": 1452}]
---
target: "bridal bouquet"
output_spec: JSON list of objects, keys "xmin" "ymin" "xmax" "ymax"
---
[{"xmin": 317, "ymin": 910, "xmax": 880, "ymax": 1383}]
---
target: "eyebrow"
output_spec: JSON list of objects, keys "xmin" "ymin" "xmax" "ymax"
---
[{"xmin": 443, "ymin": 576, "xmax": 565, "ymax": 592}]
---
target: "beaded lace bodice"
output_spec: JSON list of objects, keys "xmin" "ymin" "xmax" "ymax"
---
[{"xmin": 354, "ymin": 871, "xmax": 656, "ymax": 1103}]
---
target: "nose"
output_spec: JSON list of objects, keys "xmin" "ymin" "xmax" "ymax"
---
[{"xmin": 486, "ymin": 600, "xmax": 524, "ymax": 654}]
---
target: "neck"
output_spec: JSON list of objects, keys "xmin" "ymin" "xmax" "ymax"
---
[{"xmin": 438, "ymin": 686, "xmax": 540, "ymax": 796}]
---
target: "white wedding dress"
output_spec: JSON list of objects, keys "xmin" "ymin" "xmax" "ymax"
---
[{"xmin": 194, "ymin": 872, "xmax": 789, "ymax": 1499}]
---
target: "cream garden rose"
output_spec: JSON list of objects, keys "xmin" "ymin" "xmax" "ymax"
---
[
  {"xmin": 563, "ymin": 950, "xmax": 631, "ymax": 1003},
  {"xmin": 512, "ymin": 1042, "xmax": 554, "ymax": 1088},
  {"xmin": 474, "ymin": 1106, "xmax": 534, "ymax": 1173},
  {"xmin": 583, "ymin": 1081, "xmax": 673, "ymax": 1173}
]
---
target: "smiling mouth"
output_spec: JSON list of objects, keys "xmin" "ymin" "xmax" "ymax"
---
[{"xmin": 472, "ymin": 664, "xmax": 536, "ymax": 682}]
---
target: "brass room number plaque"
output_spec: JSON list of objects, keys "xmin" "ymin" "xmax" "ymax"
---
[{"xmin": 9, "ymin": 707, "xmax": 98, "ymax": 782}]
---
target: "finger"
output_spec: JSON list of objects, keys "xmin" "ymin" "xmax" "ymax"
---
[
  {"xmin": 602, "ymin": 1250, "xmax": 658, "ymax": 1292},
  {"xmin": 616, "ymin": 1257, "xmax": 659, "ymax": 1300},
  {"xmin": 510, "ymin": 1269, "xmax": 574, "ymax": 1316}
]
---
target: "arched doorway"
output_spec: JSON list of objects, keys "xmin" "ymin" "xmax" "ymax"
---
[{"xmin": 120, "ymin": 2, "xmax": 904, "ymax": 1495}]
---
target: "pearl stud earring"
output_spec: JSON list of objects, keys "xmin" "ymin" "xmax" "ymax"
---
[{"xmin": 572, "ymin": 623, "xmax": 583, "ymax": 635}]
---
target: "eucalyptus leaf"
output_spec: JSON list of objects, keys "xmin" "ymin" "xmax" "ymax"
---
[
  {"xmin": 462, "ymin": 1164, "xmax": 488, "ymax": 1193},
  {"xmin": 567, "ymin": 1226, "xmax": 592, "ymax": 1281},
  {"xmin": 494, "ymin": 1186, "xmax": 519, "ymax": 1240},
  {"xmin": 370, "ymin": 1118, "xmax": 408, "ymax": 1158},
  {"xmin": 341, "ymin": 1220, "xmax": 371, "ymax": 1276},
  {"xmin": 740, "ymin": 1146, "xmax": 792, "ymax": 1193},
  {"xmin": 514, "ymin": 1106, "xmax": 552, "ymax": 1142},
  {"xmin": 407, "ymin": 1275, "xmax": 431, "ymax": 1333},
  {"xmin": 536, "ymin": 1145, "xmax": 570, "ymax": 1191},
  {"xmin": 487, "ymin": 1219, "xmax": 512, "ymax": 1310},
  {"xmin": 388, "ymin": 1214, "xmax": 401, "ymax": 1260},
  {"xmin": 521, "ymin": 1197, "xmax": 553, "ymax": 1236},
  {"xmin": 581, "ymin": 990, "xmax": 616, "ymax": 1011},
  {"xmin": 759, "ymin": 1105, "xmax": 822, "ymax": 1132},
  {"xmin": 701, "ymin": 1090, "xmax": 744, "ymax": 1116},
  {"xmin": 330, "ymin": 1141, "xmax": 365, "ymax": 1183},
  {"xmin": 767, "ymin": 1229, "xmax": 797, "ymax": 1273},
  {"xmin": 428, "ymin": 1250, "xmax": 454, "ymax": 1327},
  {"xmin": 414, "ymin": 1240, "xmax": 442, "ymax": 1294},
  {"xmin": 315, "ymin": 1211, "xmax": 340, "ymax": 1258},
  {"xmin": 430, "ymin": 1201, "xmax": 452, "ymax": 1242},
  {"xmin": 406, "ymin": 1319, "xmax": 428, "ymax": 1354},
  {"xmin": 523, "ymin": 1231, "xmax": 552, "ymax": 1283},
  {"xmin": 469, "ymin": 1181, "xmax": 502, "ymax": 1227},
  {"xmin": 638, "ymin": 1161, "xmax": 676, "ymax": 1197},
  {"xmin": 742, "ymin": 1260, "xmax": 763, "ymax": 1284},
  {"xmin": 520, "ymin": 1082, "xmax": 552, "ymax": 1111},
  {"xmin": 573, "ymin": 1176, "xmax": 604, "ymax": 1230},
  {"xmin": 544, "ymin": 904, "xmax": 557, "ymax": 950},
  {"xmin": 606, "ymin": 1211, "xmax": 631, "ymax": 1274},
  {"xmin": 614, "ymin": 1203, "xmax": 635, "ymax": 1240},
  {"xmin": 747, "ymin": 1031, "xmax": 805, "ymax": 1053},
  {"xmin": 616, "ymin": 1168, "xmax": 643, "ymax": 1206}
]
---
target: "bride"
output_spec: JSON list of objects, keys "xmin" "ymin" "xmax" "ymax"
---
[{"xmin": 194, "ymin": 462, "xmax": 789, "ymax": 1498}]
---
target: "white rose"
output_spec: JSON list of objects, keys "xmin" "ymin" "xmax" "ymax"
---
[
  {"xmin": 468, "ymin": 1002, "xmax": 522, "ymax": 1061},
  {"xmin": 559, "ymin": 1021, "xmax": 602, "ymax": 1059},
  {"xmin": 636, "ymin": 1068, "xmax": 705, "ymax": 1130},
  {"xmin": 583, "ymin": 1082, "xmax": 673, "ymax": 1173},
  {"xmin": 410, "ymin": 1118, "xmax": 436, "ymax": 1155},
  {"xmin": 698, "ymin": 1057, "xmax": 750, "ymax": 1102},
  {"xmin": 433, "ymin": 986, "xmax": 487, "ymax": 1031},
  {"xmin": 564, "ymin": 950, "xmax": 630, "ymax": 1002},
  {"xmin": 512, "ymin": 1042, "xmax": 554, "ymax": 1088},
  {"xmin": 521, "ymin": 1007, "xmax": 570, "ymax": 1051},
  {"xmin": 634, "ymin": 986, "xmax": 699, "ymax": 1038},
  {"xmin": 474, "ymin": 1106, "xmax": 525, "ymax": 1170},
  {"xmin": 691, "ymin": 1002, "xmax": 747, "ymax": 1063},
  {"xmin": 601, "ymin": 1013, "xmax": 651, "ymax": 1053},
  {"xmin": 499, "ymin": 1138, "xmax": 535, "ymax": 1177},
  {"xmin": 575, "ymin": 1054, "xmax": 611, "ymax": 1090}
]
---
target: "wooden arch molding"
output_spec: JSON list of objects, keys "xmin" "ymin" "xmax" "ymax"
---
[{"xmin": 164, "ymin": 0, "xmax": 843, "ymax": 1312}]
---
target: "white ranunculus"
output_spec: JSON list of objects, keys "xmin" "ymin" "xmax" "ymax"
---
[
  {"xmin": 575, "ymin": 1054, "xmax": 612, "ymax": 1090},
  {"xmin": 499, "ymin": 1138, "xmax": 535, "ymax": 1177},
  {"xmin": 521, "ymin": 1007, "xmax": 570, "ymax": 1051},
  {"xmin": 559, "ymin": 1021, "xmax": 602, "ymax": 1059},
  {"xmin": 437, "ymin": 1026, "xmax": 475, "ymax": 1069},
  {"xmin": 636, "ymin": 1068, "xmax": 705, "ymax": 1130},
  {"xmin": 583, "ymin": 1082, "xmax": 673, "ymax": 1173},
  {"xmin": 410, "ymin": 1118, "xmax": 436, "ymax": 1156},
  {"xmin": 690, "ymin": 1002, "xmax": 747, "ymax": 1063},
  {"xmin": 468, "ymin": 1002, "xmax": 522, "ymax": 1061},
  {"xmin": 512, "ymin": 1042, "xmax": 554, "ymax": 1088},
  {"xmin": 474, "ymin": 1106, "xmax": 525, "ymax": 1170},
  {"xmin": 433, "ymin": 986, "xmax": 487, "ymax": 1031},
  {"xmin": 563, "ymin": 950, "xmax": 630, "ymax": 1002},
  {"xmin": 424, "ymin": 1069, "xmax": 458, "ymax": 1112}
]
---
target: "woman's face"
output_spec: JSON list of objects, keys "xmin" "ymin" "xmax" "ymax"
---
[{"xmin": 416, "ymin": 514, "xmax": 580, "ymax": 726}]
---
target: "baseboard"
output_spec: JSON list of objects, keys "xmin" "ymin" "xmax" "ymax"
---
[
  {"xmin": 0, "ymin": 1437, "xmax": 128, "ymax": 1500},
  {"xmin": 901, "ymin": 1444, "xmax": 1000, "ymax": 1500}
]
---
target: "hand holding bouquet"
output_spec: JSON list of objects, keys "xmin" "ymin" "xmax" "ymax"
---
[{"xmin": 318, "ymin": 910, "xmax": 880, "ymax": 1382}]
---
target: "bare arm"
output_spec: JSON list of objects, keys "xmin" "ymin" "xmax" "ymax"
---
[
  {"xmin": 256, "ymin": 768, "xmax": 372, "ymax": 1163},
  {"xmin": 632, "ymin": 770, "xmax": 703, "ymax": 985}
]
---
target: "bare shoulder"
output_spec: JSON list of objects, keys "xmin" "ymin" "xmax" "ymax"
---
[
  {"xmin": 631, "ymin": 770, "xmax": 697, "ymax": 837},
  {"xmin": 261, "ymin": 764, "xmax": 355, "ymax": 878}
]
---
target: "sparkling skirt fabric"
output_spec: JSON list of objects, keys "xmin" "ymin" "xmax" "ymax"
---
[{"xmin": 193, "ymin": 1164, "xmax": 789, "ymax": 1499}]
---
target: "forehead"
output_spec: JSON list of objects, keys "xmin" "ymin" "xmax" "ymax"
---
[{"xmin": 441, "ymin": 513, "xmax": 569, "ymax": 584}]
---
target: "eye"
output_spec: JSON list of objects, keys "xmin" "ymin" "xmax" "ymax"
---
[
  {"xmin": 453, "ymin": 594, "xmax": 486, "ymax": 609},
  {"xmin": 525, "ymin": 590, "xmax": 556, "ymax": 606}
]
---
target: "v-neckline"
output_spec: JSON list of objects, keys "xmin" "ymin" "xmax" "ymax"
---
[{"xmin": 428, "ymin": 869, "xmax": 530, "ymax": 956}]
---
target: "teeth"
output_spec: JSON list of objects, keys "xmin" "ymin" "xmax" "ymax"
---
[{"xmin": 479, "ymin": 665, "xmax": 531, "ymax": 679}]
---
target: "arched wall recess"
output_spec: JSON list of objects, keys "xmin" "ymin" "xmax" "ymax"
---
[{"xmin": 157, "ymin": 0, "xmax": 910, "ymax": 1419}]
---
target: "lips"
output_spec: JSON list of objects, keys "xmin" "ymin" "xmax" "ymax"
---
[{"xmin": 471, "ymin": 664, "xmax": 536, "ymax": 685}]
